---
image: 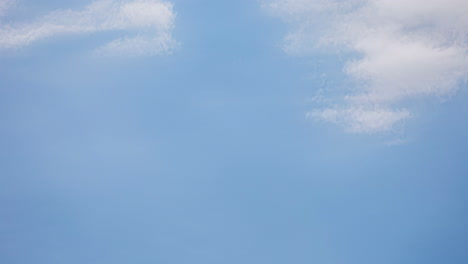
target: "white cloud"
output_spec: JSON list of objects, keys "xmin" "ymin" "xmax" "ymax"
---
[
  {"xmin": 0, "ymin": 0, "xmax": 177, "ymax": 56},
  {"xmin": 265, "ymin": 0, "xmax": 468, "ymax": 134},
  {"xmin": 308, "ymin": 107, "xmax": 411, "ymax": 134}
]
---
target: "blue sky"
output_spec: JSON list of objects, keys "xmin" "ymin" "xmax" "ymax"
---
[{"xmin": 1, "ymin": 0, "xmax": 468, "ymax": 263}]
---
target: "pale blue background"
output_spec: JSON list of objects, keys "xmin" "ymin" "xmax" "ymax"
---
[{"xmin": 1, "ymin": 1, "xmax": 468, "ymax": 263}]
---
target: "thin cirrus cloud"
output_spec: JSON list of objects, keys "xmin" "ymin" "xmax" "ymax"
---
[
  {"xmin": 0, "ymin": 0, "xmax": 177, "ymax": 56},
  {"xmin": 0, "ymin": 0, "xmax": 15, "ymax": 18},
  {"xmin": 265, "ymin": 0, "xmax": 468, "ymax": 134}
]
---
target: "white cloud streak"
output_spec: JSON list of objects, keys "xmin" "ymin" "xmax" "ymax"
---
[
  {"xmin": 0, "ymin": 0, "xmax": 177, "ymax": 56},
  {"xmin": 265, "ymin": 0, "xmax": 468, "ymax": 134},
  {"xmin": 308, "ymin": 107, "xmax": 411, "ymax": 134}
]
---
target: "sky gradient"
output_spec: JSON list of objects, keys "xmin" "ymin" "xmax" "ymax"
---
[{"xmin": 1, "ymin": 1, "xmax": 468, "ymax": 264}]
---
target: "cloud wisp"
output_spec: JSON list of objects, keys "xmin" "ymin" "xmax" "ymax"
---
[
  {"xmin": 265, "ymin": 0, "xmax": 468, "ymax": 134},
  {"xmin": 0, "ymin": 0, "xmax": 177, "ymax": 56},
  {"xmin": 0, "ymin": 0, "xmax": 15, "ymax": 18}
]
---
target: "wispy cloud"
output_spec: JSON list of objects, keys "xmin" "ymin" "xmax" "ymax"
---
[
  {"xmin": 0, "ymin": 0, "xmax": 177, "ymax": 56},
  {"xmin": 265, "ymin": 0, "xmax": 468, "ymax": 134},
  {"xmin": 0, "ymin": 0, "xmax": 15, "ymax": 18},
  {"xmin": 307, "ymin": 107, "xmax": 411, "ymax": 134}
]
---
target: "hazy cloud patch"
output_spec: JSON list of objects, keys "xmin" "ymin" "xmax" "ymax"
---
[
  {"xmin": 265, "ymin": 0, "xmax": 468, "ymax": 134},
  {"xmin": 0, "ymin": 0, "xmax": 177, "ymax": 56}
]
